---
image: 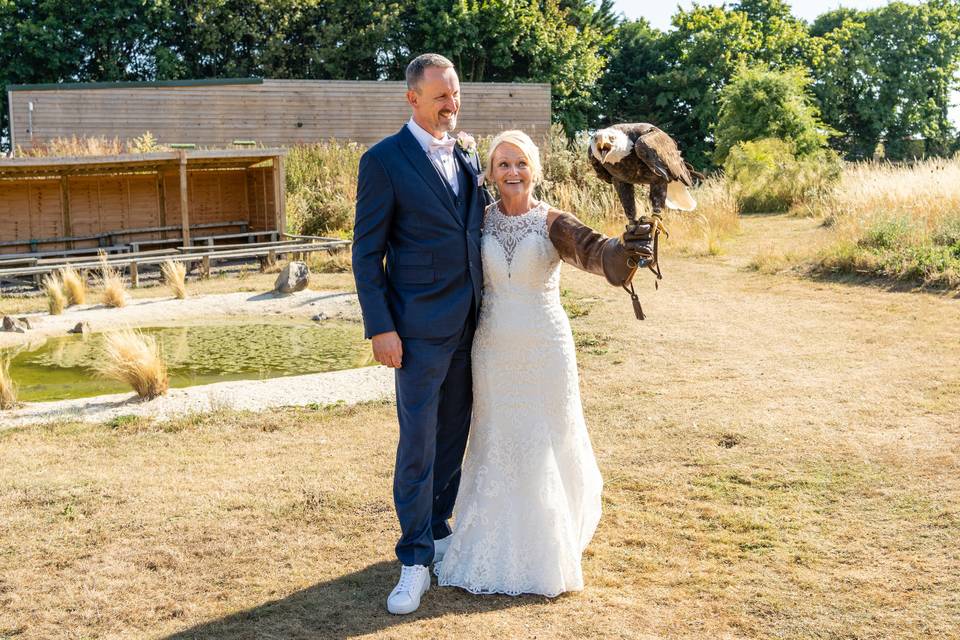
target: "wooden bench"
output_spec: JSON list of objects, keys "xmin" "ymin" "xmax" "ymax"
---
[
  {"xmin": 0, "ymin": 240, "xmax": 351, "ymax": 288},
  {"xmin": 191, "ymin": 230, "xmax": 280, "ymax": 247}
]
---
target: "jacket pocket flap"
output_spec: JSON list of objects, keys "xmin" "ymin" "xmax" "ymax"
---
[
  {"xmin": 397, "ymin": 251, "xmax": 433, "ymax": 266},
  {"xmin": 394, "ymin": 268, "xmax": 434, "ymax": 284}
]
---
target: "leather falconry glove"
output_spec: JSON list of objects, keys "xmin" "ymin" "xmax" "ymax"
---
[{"xmin": 548, "ymin": 212, "xmax": 667, "ymax": 320}]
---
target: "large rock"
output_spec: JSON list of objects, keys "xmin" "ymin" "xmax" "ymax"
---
[
  {"xmin": 68, "ymin": 321, "xmax": 91, "ymax": 335},
  {"xmin": 274, "ymin": 261, "xmax": 310, "ymax": 294},
  {"xmin": 2, "ymin": 316, "xmax": 29, "ymax": 333}
]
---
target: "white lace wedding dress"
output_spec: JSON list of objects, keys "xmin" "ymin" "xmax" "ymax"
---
[{"xmin": 435, "ymin": 201, "xmax": 603, "ymax": 597}]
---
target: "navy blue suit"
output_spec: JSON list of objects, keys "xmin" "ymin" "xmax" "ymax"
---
[{"xmin": 353, "ymin": 125, "xmax": 489, "ymax": 566}]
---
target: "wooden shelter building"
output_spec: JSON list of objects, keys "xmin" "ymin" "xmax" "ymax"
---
[{"xmin": 0, "ymin": 149, "xmax": 286, "ymax": 256}]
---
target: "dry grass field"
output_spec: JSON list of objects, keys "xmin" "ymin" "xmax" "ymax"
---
[{"xmin": 1, "ymin": 216, "xmax": 958, "ymax": 639}]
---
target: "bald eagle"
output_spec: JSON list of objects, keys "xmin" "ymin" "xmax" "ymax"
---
[{"xmin": 589, "ymin": 123, "xmax": 701, "ymax": 222}]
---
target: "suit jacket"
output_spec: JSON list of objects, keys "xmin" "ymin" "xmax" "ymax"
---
[{"xmin": 352, "ymin": 125, "xmax": 490, "ymax": 339}]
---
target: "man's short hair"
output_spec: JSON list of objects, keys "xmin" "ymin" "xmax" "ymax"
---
[{"xmin": 406, "ymin": 53, "xmax": 455, "ymax": 91}]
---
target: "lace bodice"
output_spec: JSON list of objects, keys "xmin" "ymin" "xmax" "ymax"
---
[{"xmin": 480, "ymin": 200, "xmax": 559, "ymax": 298}]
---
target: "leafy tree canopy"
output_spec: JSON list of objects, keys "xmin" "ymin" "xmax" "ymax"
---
[{"xmin": 713, "ymin": 65, "xmax": 832, "ymax": 165}]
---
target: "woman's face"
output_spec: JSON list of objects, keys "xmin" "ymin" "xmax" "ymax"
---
[{"xmin": 491, "ymin": 143, "xmax": 534, "ymax": 200}]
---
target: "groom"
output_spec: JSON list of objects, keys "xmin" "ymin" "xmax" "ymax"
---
[{"xmin": 352, "ymin": 53, "xmax": 489, "ymax": 615}]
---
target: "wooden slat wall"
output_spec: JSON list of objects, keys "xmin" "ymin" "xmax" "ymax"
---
[
  {"xmin": 0, "ymin": 179, "xmax": 64, "ymax": 252},
  {"xmin": 8, "ymin": 80, "xmax": 552, "ymax": 150},
  {"xmin": 246, "ymin": 167, "xmax": 274, "ymax": 232},
  {"xmin": 0, "ymin": 166, "xmax": 270, "ymax": 253}
]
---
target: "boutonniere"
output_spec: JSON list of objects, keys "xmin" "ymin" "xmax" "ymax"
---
[{"xmin": 457, "ymin": 131, "xmax": 477, "ymax": 155}]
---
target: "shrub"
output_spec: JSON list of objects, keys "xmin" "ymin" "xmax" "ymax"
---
[
  {"xmin": 285, "ymin": 141, "xmax": 364, "ymax": 235},
  {"xmin": 0, "ymin": 358, "xmax": 17, "ymax": 410},
  {"xmin": 161, "ymin": 260, "xmax": 188, "ymax": 299},
  {"xmin": 60, "ymin": 265, "xmax": 87, "ymax": 306},
  {"xmin": 94, "ymin": 330, "xmax": 169, "ymax": 400},
  {"xmin": 724, "ymin": 138, "xmax": 841, "ymax": 213},
  {"xmin": 714, "ymin": 66, "xmax": 835, "ymax": 166},
  {"xmin": 42, "ymin": 274, "xmax": 67, "ymax": 315}
]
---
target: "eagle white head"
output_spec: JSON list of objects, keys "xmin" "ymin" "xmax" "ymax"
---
[{"xmin": 591, "ymin": 128, "xmax": 633, "ymax": 164}]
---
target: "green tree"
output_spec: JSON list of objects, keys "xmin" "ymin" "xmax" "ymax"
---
[
  {"xmin": 0, "ymin": 0, "xmax": 176, "ymax": 151},
  {"xmin": 809, "ymin": 0, "xmax": 960, "ymax": 160},
  {"xmin": 594, "ymin": 19, "xmax": 667, "ymax": 126},
  {"xmin": 383, "ymin": 0, "xmax": 610, "ymax": 136},
  {"xmin": 713, "ymin": 65, "xmax": 832, "ymax": 165},
  {"xmin": 642, "ymin": 0, "xmax": 814, "ymax": 168}
]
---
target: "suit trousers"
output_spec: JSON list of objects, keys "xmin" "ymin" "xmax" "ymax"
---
[{"xmin": 393, "ymin": 309, "xmax": 475, "ymax": 567}]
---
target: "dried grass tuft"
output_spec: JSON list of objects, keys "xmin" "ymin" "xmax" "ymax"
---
[
  {"xmin": 161, "ymin": 260, "xmax": 188, "ymax": 299},
  {"xmin": 42, "ymin": 274, "xmax": 67, "ymax": 315},
  {"xmin": 94, "ymin": 329, "xmax": 169, "ymax": 400},
  {"xmin": 97, "ymin": 252, "xmax": 127, "ymax": 308},
  {"xmin": 0, "ymin": 357, "xmax": 17, "ymax": 409},
  {"xmin": 307, "ymin": 249, "xmax": 352, "ymax": 273},
  {"xmin": 60, "ymin": 265, "xmax": 87, "ymax": 306}
]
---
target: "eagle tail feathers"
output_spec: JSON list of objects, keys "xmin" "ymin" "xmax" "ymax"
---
[{"xmin": 666, "ymin": 181, "xmax": 697, "ymax": 211}]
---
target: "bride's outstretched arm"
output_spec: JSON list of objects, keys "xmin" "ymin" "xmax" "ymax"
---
[{"xmin": 547, "ymin": 210, "xmax": 643, "ymax": 288}]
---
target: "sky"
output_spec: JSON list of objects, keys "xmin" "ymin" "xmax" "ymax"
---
[
  {"xmin": 611, "ymin": 0, "xmax": 958, "ymax": 123},
  {"xmin": 612, "ymin": 0, "xmax": 920, "ymax": 30}
]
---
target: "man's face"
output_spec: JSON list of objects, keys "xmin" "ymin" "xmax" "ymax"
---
[{"xmin": 407, "ymin": 66, "xmax": 461, "ymax": 136}]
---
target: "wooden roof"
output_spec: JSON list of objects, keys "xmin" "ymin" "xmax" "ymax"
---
[{"xmin": 0, "ymin": 148, "xmax": 287, "ymax": 178}]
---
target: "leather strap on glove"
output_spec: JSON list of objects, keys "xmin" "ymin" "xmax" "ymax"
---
[{"xmin": 548, "ymin": 212, "xmax": 666, "ymax": 320}]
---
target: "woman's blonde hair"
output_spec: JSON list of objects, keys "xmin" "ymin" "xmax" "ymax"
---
[{"xmin": 485, "ymin": 130, "xmax": 543, "ymax": 186}]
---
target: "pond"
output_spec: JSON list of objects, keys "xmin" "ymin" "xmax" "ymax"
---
[{"xmin": 4, "ymin": 321, "xmax": 373, "ymax": 402}]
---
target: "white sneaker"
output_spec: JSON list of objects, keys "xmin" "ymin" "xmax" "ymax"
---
[
  {"xmin": 433, "ymin": 535, "xmax": 452, "ymax": 564},
  {"xmin": 386, "ymin": 564, "xmax": 430, "ymax": 615}
]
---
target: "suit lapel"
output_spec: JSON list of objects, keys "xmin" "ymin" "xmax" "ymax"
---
[
  {"xmin": 397, "ymin": 126, "xmax": 461, "ymax": 226},
  {"xmin": 454, "ymin": 145, "xmax": 480, "ymax": 226}
]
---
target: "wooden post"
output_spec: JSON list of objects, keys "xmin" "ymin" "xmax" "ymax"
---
[
  {"xmin": 274, "ymin": 155, "xmax": 287, "ymax": 239},
  {"xmin": 60, "ymin": 175, "xmax": 72, "ymax": 249},
  {"xmin": 129, "ymin": 261, "xmax": 139, "ymax": 288},
  {"xmin": 201, "ymin": 255, "xmax": 210, "ymax": 279},
  {"xmin": 157, "ymin": 171, "xmax": 167, "ymax": 228},
  {"xmin": 178, "ymin": 151, "xmax": 190, "ymax": 247}
]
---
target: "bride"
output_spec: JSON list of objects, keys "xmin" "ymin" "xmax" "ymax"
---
[{"xmin": 434, "ymin": 130, "xmax": 648, "ymax": 596}]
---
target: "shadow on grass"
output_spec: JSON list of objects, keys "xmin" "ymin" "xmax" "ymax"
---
[
  {"xmin": 805, "ymin": 268, "xmax": 960, "ymax": 298},
  {"xmin": 163, "ymin": 560, "xmax": 539, "ymax": 639}
]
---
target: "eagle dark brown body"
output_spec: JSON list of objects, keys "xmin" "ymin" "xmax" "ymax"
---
[{"xmin": 589, "ymin": 123, "xmax": 701, "ymax": 222}]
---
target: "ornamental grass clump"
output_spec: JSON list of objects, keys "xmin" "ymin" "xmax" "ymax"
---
[
  {"xmin": 97, "ymin": 252, "xmax": 126, "ymax": 308},
  {"xmin": 42, "ymin": 274, "xmax": 67, "ymax": 315},
  {"xmin": 161, "ymin": 260, "xmax": 188, "ymax": 299},
  {"xmin": 94, "ymin": 329, "xmax": 169, "ymax": 400},
  {"xmin": 0, "ymin": 358, "xmax": 17, "ymax": 410},
  {"xmin": 60, "ymin": 265, "xmax": 87, "ymax": 306},
  {"xmin": 811, "ymin": 156, "xmax": 960, "ymax": 288}
]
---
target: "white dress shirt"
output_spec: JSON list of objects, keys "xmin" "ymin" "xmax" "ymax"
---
[{"xmin": 407, "ymin": 118, "xmax": 460, "ymax": 197}]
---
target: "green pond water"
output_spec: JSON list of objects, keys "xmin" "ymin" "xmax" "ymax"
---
[{"xmin": 4, "ymin": 321, "xmax": 373, "ymax": 402}]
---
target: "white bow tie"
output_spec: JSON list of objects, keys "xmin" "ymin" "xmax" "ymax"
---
[{"xmin": 429, "ymin": 139, "xmax": 456, "ymax": 154}]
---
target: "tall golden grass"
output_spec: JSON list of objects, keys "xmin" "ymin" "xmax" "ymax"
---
[
  {"xmin": 17, "ymin": 131, "xmax": 166, "ymax": 158},
  {"xmin": 808, "ymin": 157, "xmax": 960, "ymax": 288},
  {"xmin": 161, "ymin": 260, "xmax": 188, "ymax": 299},
  {"xmin": 60, "ymin": 265, "xmax": 87, "ymax": 305},
  {"xmin": 94, "ymin": 330, "xmax": 169, "ymax": 400},
  {"xmin": 42, "ymin": 274, "xmax": 67, "ymax": 315},
  {"xmin": 0, "ymin": 357, "xmax": 17, "ymax": 409},
  {"xmin": 285, "ymin": 141, "xmax": 364, "ymax": 235},
  {"xmin": 307, "ymin": 249, "xmax": 353, "ymax": 274},
  {"xmin": 97, "ymin": 252, "xmax": 127, "ymax": 307}
]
